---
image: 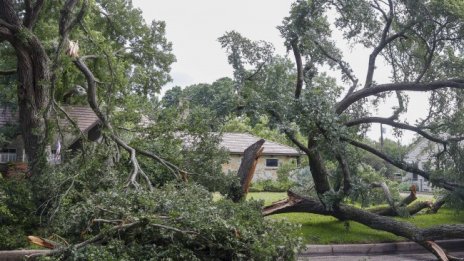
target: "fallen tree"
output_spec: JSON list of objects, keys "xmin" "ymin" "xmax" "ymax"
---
[
  {"xmin": 219, "ymin": 1, "xmax": 464, "ymax": 260},
  {"xmin": 264, "ymin": 191, "xmax": 463, "ymax": 260}
]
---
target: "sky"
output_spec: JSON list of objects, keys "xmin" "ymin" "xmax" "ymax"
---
[{"xmin": 132, "ymin": 0, "xmax": 428, "ymax": 145}]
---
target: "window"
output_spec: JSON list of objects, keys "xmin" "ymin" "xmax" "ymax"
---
[
  {"xmin": 412, "ymin": 173, "xmax": 418, "ymax": 181},
  {"xmin": 266, "ymin": 159, "xmax": 279, "ymax": 168},
  {"xmin": 0, "ymin": 149, "xmax": 17, "ymax": 163}
]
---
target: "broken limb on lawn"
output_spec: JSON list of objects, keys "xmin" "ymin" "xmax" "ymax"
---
[
  {"xmin": 263, "ymin": 191, "xmax": 464, "ymax": 261},
  {"xmin": 367, "ymin": 184, "xmax": 433, "ymax": 216}
]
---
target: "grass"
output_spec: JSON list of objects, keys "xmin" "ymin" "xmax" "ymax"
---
[{"xmin": 247, "ymin": 192, "xmax": 464, "ymax": 244}]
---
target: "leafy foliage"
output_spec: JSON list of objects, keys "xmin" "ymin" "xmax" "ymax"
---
[
  {"xmin": 0, "ymin": 177, "xmax": 37, "ymax": 249},
  {"xmin": 45, "ymin": 183, "xmax": 301, "ymax": 260}
]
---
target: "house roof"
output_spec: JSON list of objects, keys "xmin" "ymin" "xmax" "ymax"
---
[
  {"xmin": 60, "ymin": 106, "xmax": 100, "ymax": 132},
  {"xmin": 220, "ymin": 132, "xmax": 301, "ymax": 156},
  {"xmin": 0, "ymin": 106, "xmax": 99, "ymax": 132}
]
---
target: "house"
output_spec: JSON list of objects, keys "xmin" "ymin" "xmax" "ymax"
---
[
  {"xmin": 219, "ymin": 133, "xmax": 302, "ymax": 181},
  {"xmin": 0, "ymin": 106, "xmax": 100, "ymax": 174},
  {"xmin": 403, "ymin": 137, "xmax": 442, "ymax": 192}
]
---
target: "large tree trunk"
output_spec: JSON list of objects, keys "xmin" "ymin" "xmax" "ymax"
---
[
  {"xmin": 0, "ymin": 1, "xmax": 51, "ymax": 177},
  {"xmin": 15, "ymin": 43, "xmax": 50, "ymax": 176}
]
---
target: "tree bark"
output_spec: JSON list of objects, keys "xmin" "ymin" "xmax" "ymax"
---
[
  {"xmin": 428, "ymin": 194, "xmax": 449, "ymax": 214},
  {"xmin": 367, "ymin": 183, "xmax": 425, "ymax": 216},
  {"xmin": 0, "ymin": 1, "xmax": 51, "ymax": 176},
  {"xmin": 229, "ymin": 139, "xmax": 265, "ymax": 202},
  {"xmin": 370, "ymin": 201, "xmax": 432, "ymax": 216},
  {"xmin": 263, "ymin": 191, "xmax": 464, "ymax": 260}
]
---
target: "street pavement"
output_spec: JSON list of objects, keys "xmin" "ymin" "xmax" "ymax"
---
[
  {"xmin": 299, "ymin": 251, "xmax": 464, "ymax": 261},
  {"xmin": 299, "ymin": 239, "xmax": 464, "ymax": 261}
]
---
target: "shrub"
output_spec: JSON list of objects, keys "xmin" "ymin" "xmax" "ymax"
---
[{"xmin": 0, "ymin": 176, "xmax": 37, "ymax": 250}]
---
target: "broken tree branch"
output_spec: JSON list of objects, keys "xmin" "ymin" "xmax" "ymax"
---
[
  {"xmin": 343, "ymin": 137, "xmax": 463, "ymax": 194},
  {"xmin": 230, "ymin": 139, "xmax": 265, "ymax": 202},
  {"xmin": 263, "ymin": 191, "xmax": 464, "ymax": 260},
  {"xmin": 428, "ymin": 194, "xmax": 449, "ymax": 214}
]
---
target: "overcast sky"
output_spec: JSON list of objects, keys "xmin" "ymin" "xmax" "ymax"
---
[{"xmin": 132, "ymin": 0, "xmax": 428, "ymax": 144}]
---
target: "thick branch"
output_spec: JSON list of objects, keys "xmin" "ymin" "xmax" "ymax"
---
[
  {"xmin": 0, "ymin": 26, "xmax": 13, "ymax": 39},
  {"xmin": 231, "ymin": 139, "xmax": 265, "ymax": 202},
  {"xmin": 336, "ymin": 79, "xmax": 464, "ymax": 114},
  {"xmin": 428, "ymin": 194, "xmax": 449, "ymax": 214},
  {"xmin": 0, "ymin": 2, "xmax": 21, "ymax": 28},
  {"xmin": 60, "ymin": 0, "xmax": 87, "ymax": 37},
  {"xmin": 335, "ymin": 153, "xmax": 351, "ymax": 195},
  {"xmin": 345, "ymin": 117, "xmax": 447, "ymax": 145},
  {"xmin": 0, "ymin": 18, "xmax": 20, "ymax": 32},
  {"xmin": 283, "ymin": 129, "xmax": 310, "ymax": 155},
  {"xmin": 291, "ymin": 38, "xmax": 304, "ymax": 99},
  {"xmin": 371, "ymin": 181, "xmax": 396, "ymax": 208},
  {"xmin": 344, "ymin": 138, "xmax": 463, "ymax": 193},
  {"xmin": 364, "ymin": 0, "xmax": 394, "ymax": 88},
  {"xmin": 24, "ymin": 0, "xmax": 45, "ymax": 29},
  {"xmin": 263, "ymin": 191, "xmax": 464, "ymax": 260}
]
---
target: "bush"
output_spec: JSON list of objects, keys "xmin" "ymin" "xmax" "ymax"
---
[
  {"xmin": 0, "ymin": 176, "xmax": 38, "ymax": 250},
  {"xmin": 249, "ymin": 162, "xmax": 298, "ymax": 192},
  {"xmin": 398, "ymin": 182, "xmax": 411, "ymax": 192},
  {"xmin": 47, "ymin": 183, "xmax": 302, "ymax": 260}
]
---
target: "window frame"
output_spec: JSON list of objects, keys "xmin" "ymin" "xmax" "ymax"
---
[{"xmin": 265, "ymin": 158, "xmax": 279, "ymax": 168}]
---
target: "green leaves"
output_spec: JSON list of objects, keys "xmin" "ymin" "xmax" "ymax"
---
[
  {"xmin": 49, "ymin": 183, "xmax": 302, "ymax": 260},
  {"xmin": 218, "ymin": 31, "xmax": 275, "ymax": 91}
]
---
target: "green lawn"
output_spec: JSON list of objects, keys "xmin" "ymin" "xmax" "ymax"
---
[{"xmin": 247, "ymin": 192, "xmax": 464, "ymax": 244}]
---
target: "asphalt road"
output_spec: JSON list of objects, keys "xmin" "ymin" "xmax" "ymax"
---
[{"xmin": 299, "ymin": 251, "xmax": 464, "ymax": 261}]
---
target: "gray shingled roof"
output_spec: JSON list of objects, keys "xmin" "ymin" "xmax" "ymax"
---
[
  {"xmin": 220, "ymin": 133, "xmax": 301, "ymax": 156},
  {"xmin": 60, "ymin": 106, "xmax": 100, "ymax": 132},
  {"xmin": 0, "ymin": 106, "xmax": 99, "ymax": 132}
]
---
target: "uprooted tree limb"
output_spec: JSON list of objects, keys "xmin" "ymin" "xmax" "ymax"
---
[
  {"xmin": 428, "ymin": 194, "xmax": 449, "ymax": 214},
  {"xmin": 367, "ymin": 183, "xmax": 433, "ymax": 216},
  {"xmin": 263, "ymin": 191, "xmax": 464, "ymax": 260}
]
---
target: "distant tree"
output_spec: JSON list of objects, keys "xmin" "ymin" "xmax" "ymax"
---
[{"xmin": 162, "ymin": 77, "xmax": 238, "ymax": 126}]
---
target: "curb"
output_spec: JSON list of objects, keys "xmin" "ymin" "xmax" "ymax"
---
[{"xmin": 300, "ymin": 239, "xmax": 464, "ymax": 256}]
